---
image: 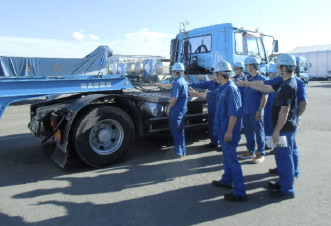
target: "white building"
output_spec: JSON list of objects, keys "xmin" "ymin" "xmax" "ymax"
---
[{"xmin": 290, "ymin": 44, "xmax": 331, "ymax": 80}]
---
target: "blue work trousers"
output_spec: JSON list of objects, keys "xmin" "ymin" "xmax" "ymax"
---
[
  {"xmin": 243, "ymin": 114, "xmax": 265, "ymax": 155},
  {"xmin": 220, "ymin": 140, "xmax": 246, "ymax": 197},
  {"xmin": 208, "ymin": 112, "xmax": 218, "ymax": 145},
  {"xmin": 169, "ymin": 114, "xmax": 186, "ymax": 156},
  {"xmin": 274, "ymin": 131, "xmax": 296, "ymax": 196},
  {"xmin": 264, "ymin": 114, "xmax": 273, "ymax": 137},
  {"xmin": 293, "ymin": 129, "xmax": 299, "ymax": 177}
]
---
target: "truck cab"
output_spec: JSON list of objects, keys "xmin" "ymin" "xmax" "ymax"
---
[
  {"xmin": 170, "ymin": 23, "xmax": 277, "ymax": 74},
  {"xmin": 296, "ymin": 56, "xmax": 309, "ymax": 84}
]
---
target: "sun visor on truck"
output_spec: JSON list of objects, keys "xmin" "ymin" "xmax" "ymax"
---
[{"xmin": 0, "ymin": 45, "xmax": 112, "ymax": 77}]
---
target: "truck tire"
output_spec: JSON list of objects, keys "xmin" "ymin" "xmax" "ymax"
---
[{"xmin": 71, "ymin": 105, "xmax": 135, "ymax": 168}]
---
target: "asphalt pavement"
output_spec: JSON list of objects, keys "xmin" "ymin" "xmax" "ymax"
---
[{"xmin": 0, "ymin": 81, "xmax": 330, "ymax": 226}]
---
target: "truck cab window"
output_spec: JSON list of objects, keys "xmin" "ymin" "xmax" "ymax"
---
[
  {"xmin": 181, "ymin": 35, "xmax": 212, "ymax": 54},
  {"xmin": 246, "ymin": 35, "xmax": 267, "ymax": 62},
  {"xmin": 234, "ymin": 32, "xmax": 244, "ymax": 55}
]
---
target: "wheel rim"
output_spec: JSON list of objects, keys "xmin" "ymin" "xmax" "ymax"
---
[{"xmin": 89, "ymin": 119, "xmax": 124, "ymax": 155}]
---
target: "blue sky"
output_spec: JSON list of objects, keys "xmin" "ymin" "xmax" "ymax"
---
[{"xmin": 0, "ymin": 0, "xmax": 329, "ymax": 58}]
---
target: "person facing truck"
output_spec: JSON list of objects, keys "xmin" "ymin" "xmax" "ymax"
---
[
  {"xmin": 264, "ymin": 62, "xmax": 308, "ymax": 178},
  {"xmin": 166, "ymin": 62, "xmax": 188, "ymax": 158},
  {"xmin": 236, "ymin": 53, "xmax": 298, "ymax": 199},
  {"xmin": 264, "ymin": 64, "xmax": 279, "ymax": 144},
  {"xmin": 211, "ymin": 60, "xmax": 247, "ymax": 202},
  {"xmin": 189, "ymin": 72, "xmax": 219, "ymax": 148}
]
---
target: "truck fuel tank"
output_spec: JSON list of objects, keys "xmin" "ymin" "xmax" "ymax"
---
[
  {"xmin": 134, "ymin": 62, "xmax": 143, "ymax": 76},
  {"xmin": 126, "ymin": 63, "xmax": 135, "ymax": 76},
  {"xmin": 140, "ymin": 102, "xmax": 164, "ymax": 117},
  {"xmin": 143, "ymin": 59, "xmax": 156, "ymax": 77},
  {"xmin": 156, "ymin": 60, "xmax": 170, "ymax": 75}
]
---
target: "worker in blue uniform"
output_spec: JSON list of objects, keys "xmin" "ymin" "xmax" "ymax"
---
[
  {"xmin": 166, "ymin": 62, "xmax": 188, "ymax": 158},
  {"xmin": 239, "ymin": 56, "xmax": 268, "ymax": 164},
  {"xmin": 291, "ymin": 77, "xmax": 307, "ymax": 178},
  {"xmin": 214, "ymin": 60, "xmax": 246, "ymax": 202},
  {"xmin": 264, "ymin": 64, "xmax": 279, "ymax": 145},
  {"xmin": 189, "ymin": 74, "xmax": 219, "ymax": 148},
  {"xmin": 263, "ymin": 64, "xmax": 308, "ymax": 177},
  {"xmin": 237, "ymin": 54, "xmax": 298, "ymax": 199},
  {"xmin": 232, "ymin": 61, "xmax": 246, "ymax": 104},
  {"xmin": 232, "ymin": 61, "xmax": 246, "ymax": 137},
  {"xmin": 192, "ymin": 60, "xmax": 247, "ymax": 202}
]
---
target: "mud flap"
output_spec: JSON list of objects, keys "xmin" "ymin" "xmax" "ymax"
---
[{"xmin": 51, "ymin": 146, "xmax": 68, "ymax": 168}]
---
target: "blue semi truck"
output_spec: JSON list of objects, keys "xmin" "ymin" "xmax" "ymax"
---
[
  {"xmin": 0, "ymin": 23, "xmax": 278, "ymax": 168},
  {"xmin": 296, "ymin": 56, "xmax": 309, "ymax": 84}
]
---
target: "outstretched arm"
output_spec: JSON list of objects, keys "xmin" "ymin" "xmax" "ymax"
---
[
  {"xmin": 154, "ymin": 83, "xmax": 173, "ymax": 89},
  {"xmin": 236, "ymin": 77, "xmax": 275, "ymax": 93},
  {"xmin": 189, "ymin": 87, "xmax": 207, "ymax": 99}
]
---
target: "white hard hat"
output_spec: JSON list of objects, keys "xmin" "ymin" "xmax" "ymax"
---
[
  {"xmin": 171, "ymin": 62, "xmax": 185, "ymax": 71},
  {"xmin": 245, "ymin": 56, "xmax": 261, "ymax": 65},
  {"xmin": 277, "ymin": 54, "xmax": 296, "ymax": 66},
  {"xmin": 234, "ymin": 61, "xmax": 244, "ymax": 68},
  {"xmin": 214, "ymin": 60, "xmax": 232, "ymax": 72},
  {"xmin": 268, "ymin": 64, "xmax": 278, "ymax": 73}
]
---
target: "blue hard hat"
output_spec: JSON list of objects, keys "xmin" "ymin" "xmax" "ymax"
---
[
  {"xmin": 215, "ymin": 60, "xmax": 232, "ymax": 72},
  {"xmin": 244, "ymin": 56, "xmax": 261, "ymax": 65},
  {"xmin": 277, "ymin": 54, "xmax": 296, "ymax": 66},
  {"xmin": 234, "ymin": 61, "xmax": 244, "ymax": 68},
  {"xmin": 171, "ymin": 62, "xmax": 185, "ymax": 71},
  {"xmin": 268, "ymin": 64, "xmax": 278, "ymax": 74}
]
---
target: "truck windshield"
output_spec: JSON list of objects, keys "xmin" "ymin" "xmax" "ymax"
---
[
  {"xmin": 246, "ymin": 35, "xmax": 267, "ymax": 63},
  {"xmin": 181, "ymin": 34, "xmax": 212, "ymax": 54},
  {"xmin": 298, "ymin": 61, "xmax": 308, "ymax": 73}
]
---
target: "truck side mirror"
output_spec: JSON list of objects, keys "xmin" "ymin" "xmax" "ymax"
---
[
  {"xmin": 273, "ymin": 40, "xmax": 279, "ymax": 53},
  {"xmin": 309, "ymin": 62, "xmax": 312, "ymax": 68}
]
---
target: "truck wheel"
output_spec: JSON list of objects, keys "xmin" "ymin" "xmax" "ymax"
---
[{"xmin": 71, "ymin": 106, "xmax": 135, "ymax": 167}]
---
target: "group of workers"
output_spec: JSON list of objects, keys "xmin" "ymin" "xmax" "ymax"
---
[{"xmin": 156, "ymin": 53, "xmax": 308, "ymax": 202}]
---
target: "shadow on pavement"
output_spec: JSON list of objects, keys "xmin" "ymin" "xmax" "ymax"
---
[{"xmin": 1, "ymin": 130, "xmax": 284, "ymax": 226}]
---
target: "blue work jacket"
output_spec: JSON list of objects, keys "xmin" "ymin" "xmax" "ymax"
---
[
  {"xmin": 243, "ymin": 73, "xmax": 266, "ymax": 115},
  {"xmin": 213, "ymin": 80, "xmax": 243, "ymax": 143},
  {"xmin": 170, "ymin": 76, "xmax": 188, "ymax": 116}
]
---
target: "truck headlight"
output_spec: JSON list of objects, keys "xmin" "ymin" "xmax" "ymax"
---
[{"xmin": 140, "ymin": 102, "xmax": 164, "ymax": 117}]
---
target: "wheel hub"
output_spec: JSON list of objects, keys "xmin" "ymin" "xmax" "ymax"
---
[
  {"xmin": 97, "ymin": 127, "xmax": 112, "ymax": 144},
  {"xmin": 89, "ymin": 119, "xmax": 124, "ymax": 155}
]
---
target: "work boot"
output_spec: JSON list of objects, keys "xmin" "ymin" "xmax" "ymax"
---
[
  {"xmin": 204, "ymin": 143, "xmax": 218, "ymax": 148},
  {"xmin": 224, "ymin": 193, "xmax": 247, "ymax": 202},
  {"xmin": 216, "ymin": 146, "xmax": 223, "ymax": 152},
  {"xmin": 269, "ymin": 168, "xmax": 278, "ymax": 175},
  {"xmin": 269, "ymin": 190, "xmax": 294, "ymax": 199},
  {"xmin": 239, "ymin": 151, "xmax": 254, "ymax": 159},
  {"xmin": 252, "ymin": 152, "xmax": 265, "ymax": 164},
  {"xmin": 268, "ymin": 181, "xmax": 280, "ymax": 190},
  {"xmin": 211, "ymin": 180, "xmax": 233, "ymax": 189}
]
